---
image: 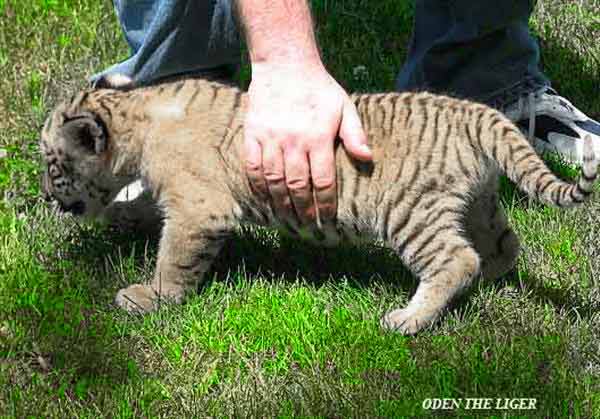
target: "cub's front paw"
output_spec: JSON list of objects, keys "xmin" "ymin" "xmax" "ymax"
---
[
  {"xmin": 380, "ymin": 307, "xmax": 436, "ymax": 335},
  {"xmin": 115, "ymin": 284, "xmax": 159, "ymax": 314}
]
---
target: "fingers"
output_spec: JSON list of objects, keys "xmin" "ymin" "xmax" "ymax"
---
[
  {"xmin": 245, "ymin": 132, "xmax": 329, "ymax": 225},
  {"xmin": 243, "ymin": 134, "xmax": 269, "ymax": 199},
  {"xmin": 244, "ymin": 99, "xmax": 366, "ymax": 226},
  {"xmin": 242, "ymin": 69, "xmax": 363, "ymax": 228},
  {"xmin": 261, "ymin": 141, "xmax": 293, "ymax": 218},
  {"xmin": 308, "ymin": 142, "xmax": 337, "ymax": 222},
  {"xmin": 339, "ymin": 99, "xmax": 372, "ymax": 161},
  {"xmin": 284, "ymin": 147, "xmax": 315, "ymax": 224},
  {"xmin": 264, "ymin": 139, "xmax": 336, "ymax": 225}
]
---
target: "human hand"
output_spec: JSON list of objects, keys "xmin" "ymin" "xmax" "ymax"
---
[{"xmin": 243, "ymin": 62, "xmax": 372, "ymax": 227}]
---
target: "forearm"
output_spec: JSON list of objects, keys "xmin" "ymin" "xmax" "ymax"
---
[{"xmin": 236, "ymin": 0, "xmax": 322, "ymax": 67}]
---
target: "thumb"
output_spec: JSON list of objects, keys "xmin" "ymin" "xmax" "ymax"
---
[{"xmin": 339, "ymin": 99, "xmax": 372, "ymax": 161}]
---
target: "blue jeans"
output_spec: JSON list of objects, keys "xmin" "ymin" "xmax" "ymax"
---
[
  {"xmin": 93, "ymin": 0, "xmax": 241, "ymax": 84},
  {"xmin": 95, "ymin": 0, "xmax": 549, "ymax": 104},
  {"xmin": 396, "ymin": 0, "xmax": 548, "ymax": 103}
]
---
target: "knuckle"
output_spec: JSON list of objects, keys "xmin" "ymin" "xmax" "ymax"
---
[
  {"xmin": 312, "ymin": 176, "xmax": 336, "ymax": 191},
  {"xmin": 282, "ymin": 132, "xmax": 301, "ymax": 146},
  {"xmin": 263, "ymin": 171, "xmax": 285, "ymax": 184},
  {"xmin": 245, "ymin": 160, "xmax": 262, "ymax": 173},
  {"xmin": 286, "ymin": 177, "xmax": 310, "ymax": 192}
]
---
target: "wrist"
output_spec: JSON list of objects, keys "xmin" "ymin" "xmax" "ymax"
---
[
  {"xmin": 250, "ymin": 46, "xmax": 322, "ymax": 68},
  {"xmin": 237, "ymin": 1, "xmax": 323, "ymax": 73},
  {"xmin": 250, "ymin": 54, "xmax": 325, "ymax": 78}
]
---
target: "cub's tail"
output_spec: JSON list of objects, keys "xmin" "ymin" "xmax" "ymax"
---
[{"xmin": 480, "ymin": 115, "xmax": 597, "ymax": 207}]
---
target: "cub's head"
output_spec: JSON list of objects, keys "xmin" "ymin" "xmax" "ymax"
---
[{"xmin": 40, "ymin": 102, "xmax": 123, "ymax": 218}]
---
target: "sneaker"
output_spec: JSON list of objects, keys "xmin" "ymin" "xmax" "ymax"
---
[{"xmin": 499, "ymin": 86, "xmax": 600, "ymax": 164}]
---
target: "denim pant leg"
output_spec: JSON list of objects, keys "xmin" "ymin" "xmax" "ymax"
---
[
  {"xmin": 92, "ymin": 0, "xmax": 240, "ymax": 85},
  {"xmin": 396, "ymin": 0, "xmax": 549, "ymax": 104}
]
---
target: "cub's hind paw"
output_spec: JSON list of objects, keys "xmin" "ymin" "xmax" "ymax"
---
[
  {"xmin": 380, "ymin": 307, "xmax": 436, "ymax": 335},
  {"xmin": 115, "ymin": 284, "xmax": 159, "ymax": 314}
]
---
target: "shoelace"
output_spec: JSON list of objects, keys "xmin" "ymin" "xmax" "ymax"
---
[
  {"xmin": 514, "ymin": 91, "xmax": 537, "ymax": 143},
  {"xmin": 487, "ymin": 77, "xmax": 551, "ymax": 144}
]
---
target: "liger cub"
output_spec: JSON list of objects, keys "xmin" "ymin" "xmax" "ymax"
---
[{"xmin": 40, "ymin": 76, "xmax": 598, "ymax": 334}]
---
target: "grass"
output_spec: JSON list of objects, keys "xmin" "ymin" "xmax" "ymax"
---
[{"xmin": 1, "ymin": 0, "xmax": 599, "ymax": 417}]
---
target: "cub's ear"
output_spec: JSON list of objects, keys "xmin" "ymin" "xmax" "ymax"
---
[{"xmin": 60, "ymin": 112, "xmax": 107, "ymax": 154}]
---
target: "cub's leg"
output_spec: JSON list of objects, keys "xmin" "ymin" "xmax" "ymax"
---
[
  {"xmin": 382, "ymin": 223, "xmax": 480, "ymax": 335},
  {"xmin": 115, "ymin": 207, "xmax": 234, "ymax": 313},
  {"xmin": 103, "ymin": 189, "xmax": 163, "ymax": 234},
  {"xmin": 465, "ymin": 183, "xmax": 520, "ymax": 280}
]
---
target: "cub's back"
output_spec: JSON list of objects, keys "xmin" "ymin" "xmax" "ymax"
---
[{"xmin": 332, "ymin": 91, "xmax": 492, "ymax": 238}]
